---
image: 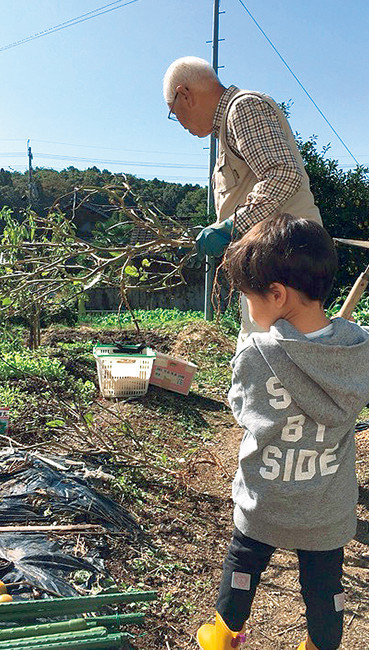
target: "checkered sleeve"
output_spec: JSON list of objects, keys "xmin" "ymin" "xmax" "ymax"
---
[{"xmin": 227, "ymin": 95, "xmax": 303, "ymax": 234}]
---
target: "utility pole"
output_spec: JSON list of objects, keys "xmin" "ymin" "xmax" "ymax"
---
[
  {"xmin": 27, "ymin": 139, "xmax": 34, "ymax": 208},
  {"xmin": 26, "ymin": 139, "xmax": 41, "ymax": 348},
  {"xmin": 204, "ymin": 0, "xmax": 222, "ymax": 320}
]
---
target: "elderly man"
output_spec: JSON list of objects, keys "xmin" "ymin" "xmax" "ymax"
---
[{"xmin": 163, "ymin": 56, "xmax": 322, "ymax": 344}]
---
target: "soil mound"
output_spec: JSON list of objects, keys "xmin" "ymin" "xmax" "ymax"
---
[
  {"xmin": 171, "ymin": 321, "xmax": 235, "ymax": 359},
  {"xmin": 41, "ymin": 325, "xmax": 173, "ymax": 352}
]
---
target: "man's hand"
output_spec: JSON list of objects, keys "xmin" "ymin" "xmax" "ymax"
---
[{"xmin": 195, "ymin": 218, "xmax": 236, "ymax": 260}]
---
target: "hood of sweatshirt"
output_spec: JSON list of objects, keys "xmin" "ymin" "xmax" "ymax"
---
[{"xmin": 250, "ymin": 318, "xmax": 369, "ymax": 427}]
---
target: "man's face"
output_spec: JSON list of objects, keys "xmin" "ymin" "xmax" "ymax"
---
[{"xmin": 169, "ymin": 91, "xmax": 212, "ymax": 138}]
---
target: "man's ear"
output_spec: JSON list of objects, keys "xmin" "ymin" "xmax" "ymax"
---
[
  {"xmin": 176, "ymin": 84, "xmax": 194, "ymax": 107},
  {"xmin": 269, "ymin": 282, "xmax": 287, "ymax": 306}
]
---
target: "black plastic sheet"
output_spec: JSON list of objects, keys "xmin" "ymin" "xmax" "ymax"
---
[
  {"xmin": 0, "ymin": 450, "xmax": 140, "ymax": 597},
  {"xmin": 0, "ymin": 533, "xmax": 103, "ymax": 597},
  {"xmin": 0, "ymin": 450, "xmax": 139, "ymax": 532}
]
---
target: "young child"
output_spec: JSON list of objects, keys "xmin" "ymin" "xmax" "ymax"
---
[{"xmin": 197, "ymin": 214, "xmax": 369, "ymax": 650}]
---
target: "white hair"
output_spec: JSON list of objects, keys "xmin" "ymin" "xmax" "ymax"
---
[{"xmin": 163, "ymin": 56, "xmax": 220, "ymax": 104}]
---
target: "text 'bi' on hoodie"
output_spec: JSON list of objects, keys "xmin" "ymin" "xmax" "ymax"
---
[{"xmin": 228, "ymin": 318, "xmax": 369, "ymax": 551}]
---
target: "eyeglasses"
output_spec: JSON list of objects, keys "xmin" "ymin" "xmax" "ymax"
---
[{"xmin": 168, "ymin": 92, "xmax": 179, "ymax": 121}]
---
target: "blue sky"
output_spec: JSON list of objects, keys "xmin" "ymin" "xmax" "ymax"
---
[{"xmin": 0, "ymin": 0, "xmax": 368, "ymax": 186}]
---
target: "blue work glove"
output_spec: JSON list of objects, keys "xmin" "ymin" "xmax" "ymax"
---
[{"xmin": 195, "ymin": 218, "xmax": 236, "ymax": 260}]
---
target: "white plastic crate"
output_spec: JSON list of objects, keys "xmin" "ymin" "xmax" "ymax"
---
[{"xmin": 93, "ymin": 344, "xmax": 156, "ymax": 398}]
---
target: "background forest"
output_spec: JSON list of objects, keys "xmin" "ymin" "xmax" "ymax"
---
[{"xmin": 1, "ymin": 134, "xmax": 368, "ymax": 293}]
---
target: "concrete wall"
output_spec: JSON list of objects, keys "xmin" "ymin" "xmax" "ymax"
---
[
  {"xmin": 85, "ymin": 268, "xmax": 229, "ymax": 312},
  {"xmin": 86, "ymin": 283, "xmax": 205, "ymax": 312}
]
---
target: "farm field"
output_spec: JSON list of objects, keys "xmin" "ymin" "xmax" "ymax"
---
[{"xmin": 0, "ymin": 308, "xmax": 368, "ymax": 649}]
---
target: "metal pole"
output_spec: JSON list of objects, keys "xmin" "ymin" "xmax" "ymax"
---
[
  {"xmin": 0, "ymin": 591, "xmax": 157, "ymax": 622},
  {"xmin": 27, "ymin": 139, "xmax": 33, "ymax": 208},
  {"xmin": 204, "ymin": 0, "xmax": 220, "ymax": 321}
]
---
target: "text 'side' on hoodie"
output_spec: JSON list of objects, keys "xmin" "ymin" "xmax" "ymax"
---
[{"xmin": 228, "ymin": 318, "xmax": 369, "ymax": 551}]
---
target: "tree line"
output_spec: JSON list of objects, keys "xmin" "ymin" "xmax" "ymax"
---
[
  {"xmin": 0, "ymin": 167, "xmax": 208, "ymax": 223},
  {"xmin": 1, "ymin": 135, "xmax": 368, "ymax": 293}
]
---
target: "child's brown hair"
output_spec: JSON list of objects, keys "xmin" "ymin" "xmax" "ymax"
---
[{"xmin": 224, "ymin": 213, "xmax": 337, "ymax": 302}]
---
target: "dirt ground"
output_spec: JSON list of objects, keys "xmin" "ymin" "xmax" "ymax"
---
[
  {"xmin": 11, "ymin": 323, "xmax": 368, "ymax": 649},
  {"xmin": 111, "ymin": 425, "xmax": 369, "ymax": 649},
  {"xmin": 93, "ymin": 323, "xmax": 369, "ymax": 650}
]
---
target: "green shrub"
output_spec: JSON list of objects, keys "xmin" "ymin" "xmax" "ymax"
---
[
  {"xmin": 326, "ymin": 292, "xmax": 369, "ymax": 325},
  {"xmin": 0, "ymin": 383, "xmax": 37, "ymax": 419},
  {"xmin": 69, "ymin": 378, "xmax": 96, "ymax": 404},
  {"xmin": 0, "ymin": 350, "xmax": 67, "ymax": 381}
]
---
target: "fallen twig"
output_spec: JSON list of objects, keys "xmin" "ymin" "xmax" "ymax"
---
[
  {"xmin": 0, "ymin": 524, "xmax": 105, "ymax": 534},
  {"xmin": 276, "ymin": 614, "xmax": 303, "ymax": 635}
]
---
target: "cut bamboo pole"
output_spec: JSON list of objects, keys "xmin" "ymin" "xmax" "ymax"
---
[{"xmin": 338, "ymin": 263, "xmax": 369, "ymax": 319}]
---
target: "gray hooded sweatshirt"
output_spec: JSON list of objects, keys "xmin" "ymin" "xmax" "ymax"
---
[{"xmin": 228, "ymin": 318, "xmax": 369, "ymax": 551}]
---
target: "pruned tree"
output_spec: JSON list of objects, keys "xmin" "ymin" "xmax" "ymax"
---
[{"xmin": 0, "ymin": 180, "xmax": 198, "ymax": 348}]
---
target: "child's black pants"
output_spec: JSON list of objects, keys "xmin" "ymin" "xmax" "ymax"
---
[{"xmin": 216, "ymin": 527, "xmax": 344, "ymax": 650}]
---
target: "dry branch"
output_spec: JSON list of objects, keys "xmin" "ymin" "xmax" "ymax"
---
[
  {"xmin": 0, "ymin": 180, "xmax": 199, "ymax": 324},
  {"xmin": 0, "ymin": 524, "xmax": 104, "ymax": 534}
]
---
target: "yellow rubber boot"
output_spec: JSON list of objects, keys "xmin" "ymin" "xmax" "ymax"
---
[
  {"xmin": 197, "ymin": 612, "xmax": 246, "ymax": 649},
  {"xmin": 297, "ymin": 637, "xmax": 319, "ymax": 650}
]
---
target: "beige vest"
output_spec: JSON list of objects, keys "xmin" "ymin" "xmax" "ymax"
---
[{"xmin": 213, "ymin": 89, "xmax": 322, "ymax": 225}]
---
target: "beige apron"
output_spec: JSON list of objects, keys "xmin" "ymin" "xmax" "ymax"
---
[{"xmin": 212, "ymin": 88, "xmax": 322, "ymax": 350}]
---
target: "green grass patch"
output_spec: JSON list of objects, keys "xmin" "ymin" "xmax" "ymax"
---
[
  {"xmin": 0, "ymin": 332, "xmax": 96, "ymax": 434},
  {"xmin": 56, "ymin": 340, "xmax": 94, "ymax": 353},
  {"xmin": 0, "ymin": 349, "xmax": 67, "ymax": 381},
  {"xmin": 80, "ymin": 307, "xmax": 205, "ymax": 330},
  {"xmin": 0, "ymin": 383, "xmax": 38, "ymax": 419}
]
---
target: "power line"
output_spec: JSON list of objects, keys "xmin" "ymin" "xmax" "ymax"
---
[
  {"xmin": 2, "ymin": 141, "xmax": 368, "ymax": 162},
  {"xmin": 0, "ymin": 139, "xmax": 206, "ymax": 158},
  {"xmin": 0, "ymin": 152, "xmax": 25, "ymax": 157},
  {"xmin": 0, "ymin": 151, "xmax": 207, "ymax": 170},
  {"xmin": 1, "ymin": 139, "xmax": 368, "ymax": 161},
  {"xmin": 0, "ymin": 0, "xmax": 138, "ymax": 53},
  {"xmin": 35, "ymin": 153, "xmax": 207, "ymax": 170},
  {"xmin": 236, "ymin": 0, "xmax": 361, "ymax": 168},
  {"xmin": 32, "ymin": 140, "xmax": 206, "ymax": 158}
]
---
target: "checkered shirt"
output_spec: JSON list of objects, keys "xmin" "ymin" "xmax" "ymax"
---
[{"xmin": 212, "ymin": 86, "xmax": 303, "ymax": 234}]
